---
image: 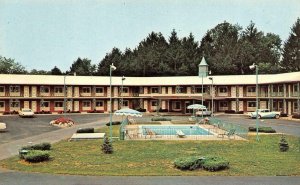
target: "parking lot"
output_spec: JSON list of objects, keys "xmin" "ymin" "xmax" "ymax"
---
[{"xmin": 0, "ymin": 113, "xmax": 299, "ymax": 145}]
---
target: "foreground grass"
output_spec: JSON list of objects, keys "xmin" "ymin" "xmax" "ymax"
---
[{"xmin": 1, "ymin": 126, "xmax": 300, "ymax": 176}]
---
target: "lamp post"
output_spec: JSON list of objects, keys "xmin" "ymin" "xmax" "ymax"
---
[
  {"xmin": 63, "ymin": 73, "xmax": 76, "ymax": 114},
  {"xmin": 198, "ymin": 57, "xmax": 208, "ymax": 118},
  {"xmin": 120, "ymin": 76, "xmax": 126, "ymax": 109},
  {"xmin": 109, "ymin": 63, "xmax": 116, "ymax": 142},
  {"xmin": 249, "ymin": 63, "xmax": 259, "ymax": 141},
  {"xmin": 209, "ymin": 77, "xmax": 214, "ymax": 116}
]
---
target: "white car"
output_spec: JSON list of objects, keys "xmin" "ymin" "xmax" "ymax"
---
[
  {"xmin": 196, "ymin": 108, "xmax": 212, "ymax": 117},
  {"xmin": 249, "ymin": 109, "xmax": 281, "ymax": 119},
  {"xmin": 19, "ymin": 108, "xmax": 35, "ymax": 118}
]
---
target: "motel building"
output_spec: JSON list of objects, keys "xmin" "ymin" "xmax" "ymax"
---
[{"xmin": 0, "ymin": 71, "xmax": 299, "ymax": 115}]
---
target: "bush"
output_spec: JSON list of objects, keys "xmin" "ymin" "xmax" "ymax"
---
[
  {"xmin": 292, "ymin": 113, "xmax": 300, "ymax": 119},
  {"xmin": 105, "ymin": 121, "xmax": 121, "ymax": 126},
  {"xmin": 235, "ymin": 111, "xmax": 244, "ymax": 114},
  {"xmin": 225, "ymin": 110, "xmax": 235, "ymax": 114},
  {"xmin": 34, "ymin": 111, "xmax": 52, "ymax": 114},
  {"xmin": 21, "ymin": 142, "xmax": 51, "ymax": 151},
  {"xmin": 280, "ymin": 113, "xmax": 288, "ymax": 117},
  {"xmin": 87, "ymin": 110, "xmax": 104, "ymax": 113},
  {"xmin": 135, "ymin": 108, "xmax": 146, "ymax": 112},
  {"xmin": 158, "ymin": 109, "xmax": 168, "ymax": 112},
  {"xmin": 101, "ymin": 137, "xmax": 113, "ymax": 154},
  {"xmin": 202, "ymin": 156, "xmax": 229, "ymax": 172},
  {"xmin": 279, "ymin": 135, "xmax": 289, "ymax": 152},
  {"xmin": 248, "ymin": 126, "xmax": 276, "ymax": 133},
  {"xmin": 24, "ymin": 150, "xmax": 50, "ymax": 163},
  {"xmin": 151, "ymin": 117, "xmax": 172, "ymax": 121},
  {"xmin": 174, "ymin": 156, "xmax": 205, "ymax": 170},
  {"xmin": 77, "ymin": 128, "xmax": 94, "ymax": 133}
]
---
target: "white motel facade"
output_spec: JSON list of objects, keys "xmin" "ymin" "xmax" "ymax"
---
[{"xmin": 0, "ymin": 72, "xmax": 299, "ymax": 115}]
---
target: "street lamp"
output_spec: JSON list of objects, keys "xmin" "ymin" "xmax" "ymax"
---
[
  {"xmin": 120, "ymin": 76, "xmax": 126, "ymax": 109},
  {"xmin": 249, "ymin": 63, "xmax": 259, "ymax": 141},
  {"xmin": 63, "ymin": 72, "xmax": 76, "ymax": 114},
  {"xmin": 198, "ymin": 57, "xmax": 208, "ymax": 118},
  {"xmin": 209, "ymin": 77, "xmax": 214, "ymax": 117},
  {"xmin": 109, "ymin": 63, "xmax": 117, "ymax": 141}
]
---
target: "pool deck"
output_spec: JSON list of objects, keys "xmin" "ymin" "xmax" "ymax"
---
[{"xmin": 124, "ymin": 123, "xmax": 246, "ymax": 141}]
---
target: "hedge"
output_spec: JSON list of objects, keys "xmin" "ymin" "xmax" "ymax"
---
[
  {"xmin": 135, "ymin": 108, "xmax": 146, "ymax": 112},
  {"xmin": 106, "ymin": 121, "xmax": 121, "ymax": 126},
  {"xmin": 151, "ymin": 117, "xmax": 172, "ymax": 121},
  {"xmin": 76, "ymin": 128, "xmax": 94, "ymax": 133},
  {"xmin": 202, "ymin": 156, "xmax": 229, "ymax": 172},
  {"xmin": 21, "ymin": 142, "xmax": 51, "ymax": 151},
  {"xmin": 248, "ymin": 126, "xmax": 276, "ymax": 133},
  {"xmin": 24, "ymin": 150, "xmax": 50, "ymax": 163},
  {"xmin": 174, "ymin": 156, "xmax": 205, "ymax": 170},
  {"xmin": 292, "ymin": 113, "xmax": 300, "ymax": 119}
]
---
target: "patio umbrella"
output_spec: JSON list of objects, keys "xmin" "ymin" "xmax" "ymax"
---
[
  {"xmin": 114, "ymin": 108, "xmax": 142, "ymax": 117},
  {"xmin": 187, "ymin": 104, "xmax": 206, "ymax": 110}
]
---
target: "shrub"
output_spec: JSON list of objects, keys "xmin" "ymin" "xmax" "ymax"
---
[
  {"xmin": 202, "ymin": 156, "xmax": 229, "ymax": 172},
  {"xmin": 174, "ymin": 156, "xmax": 205, "ymax": 170},
  {"xmin": 279, "ymin": 135, "xmax": 289, "ymax": 152},
  {"xmin": 135, "ymin": 108, "xmax": 146, "ymax": 112},
  {"xmin": 21, "ymin": 142, "xmax": 51, "ymax": 151},
  {"xmin": 24, "ymin": 150, "xmax": 50, "ymax": 163},
  {"xmin": 248, "ymin": 126, "xmax": 276, "ymax": 133},
  {"xmin": 54, "ymin": 117, "xmax": 74, "ymax": 124},
  {"xmin": 105, "ymin": 121, "xmax": 121, "ymax": 126},
  {"xmin": 292, "ymin": 113, "xmax": 300, "ymax": 119},
  {"xmin": 77, "ymin": 128, "xmax": 94, "ymax": 133},
  {"xmin": 151, "ymin": 117, "xmax": 172, "ymax": 121},
  {"xmin": 225, "ymin": 110, "xmax": 235, "ymax": 114},
  {"xmin": 280, "ymin": 113, "xmax": 288, "ymax": 117},
  {"xmin": 158, "ymin": 109, "xmax": 168, "ymax": 112},
  {"xmin": 235, "ymin": 111, "xmax": 244, "ymax": 114},
  {"xmin": 87, "ymin": 110, "xmax": 104, "ymax": 113},
  {"xmin": 101, "ymin": 137, "xmax": 113, "ymax": 154}
]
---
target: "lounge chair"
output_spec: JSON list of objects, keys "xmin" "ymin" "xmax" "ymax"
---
[
  {"xmin": 145, "ymin": 128, "xmax": 157, "ymax": 138},
  {"xmin": 176, "ymin": 130, "xmax": 186, "ymax": 138},
  {"xmin": 217, "ymin": 129, "xmax": 236, "ymax": 139}
]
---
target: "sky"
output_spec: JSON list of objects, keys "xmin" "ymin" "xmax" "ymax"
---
[{"xmin": 0, "ymin": 0, "xmax": 300, "ymax": 72}]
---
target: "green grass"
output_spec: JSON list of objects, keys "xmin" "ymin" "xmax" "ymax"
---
[{"xmin": 1, "ymin": 125, "xmax": 300, "ymax": 176}]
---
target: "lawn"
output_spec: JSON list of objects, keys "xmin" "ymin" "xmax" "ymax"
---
[{"xmin": 1, "ymin": 125, "xmax": 300, "ymax": 176}]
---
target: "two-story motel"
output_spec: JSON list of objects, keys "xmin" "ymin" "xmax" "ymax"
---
[{"xmin": 0, "ymin": 72, "xmax": 299, "ymax": 115}]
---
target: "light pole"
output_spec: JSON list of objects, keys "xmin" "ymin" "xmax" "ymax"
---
[
  {"xmin": 198, "ymin": 57, "xmax": 208, "ymax": 119},
  {"xmin": 120, "ymin": 76, "xmax": 126, "ymax": 109},
  {"xmin": 249, "ymin": 63, "xmax": 259, "ymax": 141},
  {"xmin": 209, "ymin": 77, "xmax": 214, "ymax": 116},
  {"xmin": 109, "ymin": 63, "xmax": 116, "ymax": 142},
  {"xmin": 63, "ymin": 73, "xmax": 76, "ymax": 114}
]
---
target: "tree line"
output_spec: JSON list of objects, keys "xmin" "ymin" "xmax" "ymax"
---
[{"xmin": 1, "ymin": 19, "xmax": 299, "ymax": 76}]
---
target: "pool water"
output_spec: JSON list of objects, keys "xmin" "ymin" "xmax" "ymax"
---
[{"xmin": 141, "ymin": 125, "xmax": 212, "ymax": 136}]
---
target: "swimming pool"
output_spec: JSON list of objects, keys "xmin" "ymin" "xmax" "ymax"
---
[{"xmin": 140, "ymin": 125, "xmax": 213, "ymax": 136}]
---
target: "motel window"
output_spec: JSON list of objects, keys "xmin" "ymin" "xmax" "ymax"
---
[
  {"xmin": 195, "ymin": 87, "xmax": 207, "ymax": 93},
  {"xmin": 247, "ymin": 86, "xmax": 256, "ymax": 93},
  {"xmin": 123, "ymin": 100, "xmax": 129, "ymax": 107},
  {"xmin": 121, "ymin": 87, "xmax": 129, "ymax": 93},
  {"xmin": 83, "ymin": 101, "xmax": 91, "ymax": 107},
  {"xmin": 272, "ymin": 85, "xmax": 277, "ymax": 93},
  {"xmin": 55, "ymin": 102, "xmax": 63, "ymax": 107},
  {"xmin": 278, "ymin": 85, "xmax": 283, "ymax": 93},
  {"xmin": 0, "ymin": 86, "xmax": 5, "ymax": 93},
  {"xmin": 151, "ymin": 100, "xmax": 158, "ymax": 106},
  {"xmin": 41, "ymin": 101, "xmax": 50, "ymax": 107},
  {"xmin": 40, "ymin": 86, "xmax": 50, "ymax": 93},
  {"xmin": 220, "ymin": 101, "xmax": 228, "ymax": 108},
  {"xmin": 82, "ymin": 87, "xmax": 91, "ymax": 93},
  {"xmin": 151, "ymin": 87, "xmax": 160, "ymax": 94},
  {"xmin": 96, "ymin": 100, "xmax": 104, "ymax": 107},
  {"xmin": 54, "ymin": 87, "xmax": 63, "ymax": 93},
  {"xmin": 95, "ymin": 87, "xmax": 103, "ymax": 93},
  {"xmin": 10, "ymin": 86, "xmax": 20, "ymax": 93},
  {"xmin": 294, "ymin": 102, "xmax": 299, "ymax": 112},
  {"xmin": 293, "ymin": 84, "xmax": 299, "ymax": 92},
  {"xmin": 0, "ymin": 101, "xmax": 4, "ymax": 108},
  {"xmin": 10, "ymin": 101, "xmax": 20, "ymax": 107},
  {"xmin": 219, "ymin": 87, "xmax": 228, "ymax": 93},
  {"xmin": 139, "ymin": 87, "xmax": 144, "ymax": 94},
  {"xmin": 247, "ymin": 101, "xmax": 256, "ymax": 107},
  {"xmin": 173, "ymin": 101, "xmax": 181, "ymax": 109}
]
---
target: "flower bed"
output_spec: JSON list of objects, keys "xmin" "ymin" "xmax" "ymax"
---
[{"xmin": 50, "ymin": 117, "xmax": 74, "ymax": 127}]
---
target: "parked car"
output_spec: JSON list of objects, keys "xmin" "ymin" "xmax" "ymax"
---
[
  {"xmin": 0, "ymin": 122, "xmax": 6, "ymax": 131},
  {"xmin": 249, "ymin": 109, "xmax": 281, "ymax": 119},
  {"xmin": 18, "ymin": 108, "xmax": 35, "ymax": 118},
  {"xmin": 196, "ymin": 108, "xmax": 212, "ymax": 117}
]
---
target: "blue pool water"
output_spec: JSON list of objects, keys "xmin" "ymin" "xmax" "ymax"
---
[{"xmin": 141, "ymin": 125, "xmax": 212, "ymax": 136}]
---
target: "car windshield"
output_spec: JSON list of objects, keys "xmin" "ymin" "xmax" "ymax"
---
[{"xmin": 22, "ymin": 109, "xmax": 32, "ymax": 112}]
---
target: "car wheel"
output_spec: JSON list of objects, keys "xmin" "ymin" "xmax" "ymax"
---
[
  {"xmin": 275, "ymin": 114, "xmax": 280, "ymax": 119},
  {"xmin": 258, "ymin": 115, "xmax": 262, "ymax": 119}
]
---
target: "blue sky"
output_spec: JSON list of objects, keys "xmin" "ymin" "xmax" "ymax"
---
[{"xmin": 0, "ymin": 0, "xmax": 300, "ymax": 72}]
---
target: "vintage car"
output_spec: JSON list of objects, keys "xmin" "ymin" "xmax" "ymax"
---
[
  {"xmin": 18, "ymin": 108, "xmax": 35, "ymax": 118},
  {"xmin": 249, "ymin": 109, "xmax": 281, "ymax": 119},
  {"xmin": 196, "ymin": 108, "xmax": 212, "ymax": 117}
]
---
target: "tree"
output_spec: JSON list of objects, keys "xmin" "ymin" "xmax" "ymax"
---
[
  {"xmin": 69, "ymin": 58, "xmax": 96, "ymax": 76},
  {"xmin": 30, "ymin": 69, "xmax": 50, "ymax": 75},
  {"xmin": 0, "ymin": 56, "xmax": 27, "ymax": 74},
  {"xmin": 97, "ymin": 48, "xmax": 123, "ymax": 76},
  {"xmin": 50, "ymin": 66, "xmax": 62, "ymax": 75},
  {"xmin": 282, "ymin": 18, "xmax": 300, "ymax": 72}
]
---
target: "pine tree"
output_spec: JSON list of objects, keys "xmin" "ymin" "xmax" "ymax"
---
[{"xmin": 101, "ymin": 137, "xmax": 113, "ymax": 154}]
